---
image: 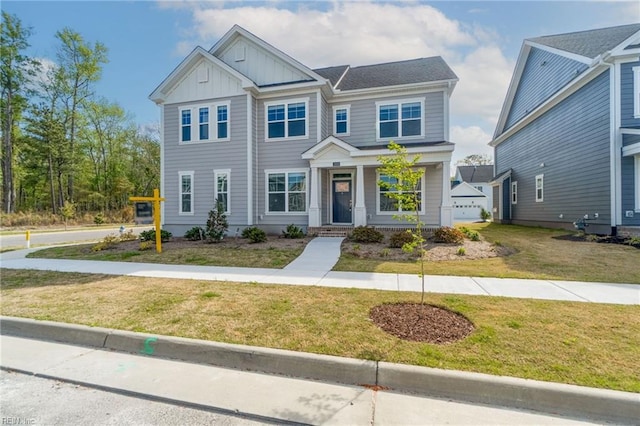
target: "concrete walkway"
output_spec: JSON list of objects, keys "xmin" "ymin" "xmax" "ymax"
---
[{"xmin": 1, "ymin": 238, "xmax": 638, "ymax": 305}]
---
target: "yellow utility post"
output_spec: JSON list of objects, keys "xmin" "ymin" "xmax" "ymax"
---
[{"xmin": 130, "ymin": 188, "xmax": 165, "ymax": 253}]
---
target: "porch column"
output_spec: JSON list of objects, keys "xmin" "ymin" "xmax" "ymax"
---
[
  {"xmin": 308, "ymin": 166, "xmax": 321, "ymax": 227},
  {"xmin": 354, "ymin": 164, "xmax": 367, "ymax": 226},
  {"xmin": 440, "ymin": 161, "xmax": 453, "ymax": 227}
]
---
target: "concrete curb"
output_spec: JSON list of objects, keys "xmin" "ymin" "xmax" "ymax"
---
[{"xmin": 2, "ymin": 316, "xmax": 638, "ymax": 425}]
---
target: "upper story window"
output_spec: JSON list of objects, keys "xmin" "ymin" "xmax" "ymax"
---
[
  {"xmin": 376, "ymin": 98, "xmax": 424, "ymax": 140},
  {"xmin": 633, "ymin": 66, "xmax": 640, "ymax": 118},
  {"xmin": 334, "ymin": 105, "xmax": 350, "ymax": 136},
  {"xmin": 180, "ymin": 102, "xmax": 230, "ymax": 144},
  {"xmin": 266, "ymin": 99, "xmax": 308, "ymax": 140}
]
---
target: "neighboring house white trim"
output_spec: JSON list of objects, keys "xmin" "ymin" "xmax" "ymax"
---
[
  {"xmin": 535, "ymin": 174, "xmax": 544, "ymax": 203},
  {"xmin": 333, "ymin": 104, "xmax": 351, "ymax": 136},
  {"xmin": 179, "ymin": 171, "xmax": 195, "ymax": 215},
  {"xmin": 264, "ymin": 98, "xmax": 310, "ymax": 141},
  {"xmin": 264, "ymin": 168, "xmax": 309, "ymax": 215},
  {"xmin": 213, "ymin": 169, "xmax": 231, "ymax": 214}
]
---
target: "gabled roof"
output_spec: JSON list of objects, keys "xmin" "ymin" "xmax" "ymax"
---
[
  {"xmin": 492, "ymin": 24, "xmax": 640, "ymax": 143},
  {"xmin": 529, "ymin": 23, "xmax": 640, "ymax": 60},
  {"xmin": 456, "ymin": 165, "xmax": 494, "ymax": 183},
  {"xmin": 451, "ymin": 181, "xmax": 488, "ymax": 197},
  {"xmin": 314, "ymin": 57, "xmax": 458, "ymax": 91}
]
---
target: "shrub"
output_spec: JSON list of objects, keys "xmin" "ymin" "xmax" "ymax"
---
[
  {"xmin": 205, "ymin": 200, "xmax": 228, "ymax": 243},
  {"xmin": 282, "ymin": 224, "xmax": 305, "ymax": 239},
  {"xmin": 92, "ymin": 233, "xmax": 120, "ymax": 251},
  {"xmin": 480, "ymin": 208, "xmax": 491, "ymax": 221},
  {"xmin": 184, "ymin": 226, "xmax": 205, "ymax": 241},
  {"xmin": 139, "ymin": 229, "xmax": 172, "ymax": 242},
  {"xmin": 139, "ymin": 241, "xmax": 153, "ymax": 251},
  {"xmin": 388, "ymin": 230, "xmax": 414, "ymax": 248},
  {"xmin": 93, "ymin": 213, "xmax": 105, "ymax": 225},
  {"xmin": 242, "ymin": 226, "xmax": 267, "ymax": 243},
  {"xmin": 433, "ymin": 226, "xmax": 465, "ymax": 244},
  {"xmin": 350, "ymin": 226, "xmax": 383, "ymax": 243},
  {"xmin": 119, "ymin": 229, "xmax": 138, "ymax": 242},
  {"xmin": 457, "ymin": 247, "xmax": 466, "ymax": 256}
]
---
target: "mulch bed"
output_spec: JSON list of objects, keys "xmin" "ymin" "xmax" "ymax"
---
[
  {"xmin": 369, "ymin": 303, "xmax": 475, "ymax": 344},
  {"xmin": 553, "ymin": 234, "xmax": 640, "ymax": 248}
]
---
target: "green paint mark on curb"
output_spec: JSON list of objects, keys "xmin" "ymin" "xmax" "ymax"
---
[{"xmin": 142, "ymin": 337, "xmax": 158, "ymax": 355}]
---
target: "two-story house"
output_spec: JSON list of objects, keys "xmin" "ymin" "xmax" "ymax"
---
[
  {"xmin": 150, "ymin": 25, "xmax": 458, "ymax": 235},
  {"xmin": 489, "ymin": 24, "xmax": 640, "ymax": 236}
]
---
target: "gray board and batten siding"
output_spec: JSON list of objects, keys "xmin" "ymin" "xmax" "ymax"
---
[
  {"xmin": 163, "ymin": 95, "xmax": 248, "ymax": 235},
  {"xmin": 504, "ymin": 47, "xmax": 588, "ymax": 131},
  {"xmin": 495, "ymin": 69, "xmax": 612, "ymax": 232}
]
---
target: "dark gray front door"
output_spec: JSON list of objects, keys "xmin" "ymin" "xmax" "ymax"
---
[{"xmin": 332, "ymin": 180, "xmax": 352, "ymax": 223}]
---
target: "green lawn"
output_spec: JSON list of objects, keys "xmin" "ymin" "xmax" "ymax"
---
[{"xmin": 2, "ymin": 268, "xmax": 639, "ymax": 393}]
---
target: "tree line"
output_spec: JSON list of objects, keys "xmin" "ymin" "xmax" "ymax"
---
[{"xmin": 1, "ymin": 11, "xmax": 159, "ymax": 218}]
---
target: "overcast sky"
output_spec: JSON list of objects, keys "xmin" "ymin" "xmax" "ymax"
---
[{"xmin": 5, "ymin": 0, "xmax": 639, "ymax": 165}]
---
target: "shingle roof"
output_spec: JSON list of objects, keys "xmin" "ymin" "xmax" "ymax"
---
[
  {"xmin": 457, "ymin": 165, "xmax": 494, "ymax": 183},
  {"xmin": 314, "ymin": 57, "xmax": 457, "ymax": 91},
  {"xmin": 529, "ymin": 23, "xmax": 640, "ymax": 59},
  {"xmin": 313, "ymin": 65, "xmax": 349, "ymax": 87}
]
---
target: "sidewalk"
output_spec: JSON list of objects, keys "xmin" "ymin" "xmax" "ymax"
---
[{"xmin": 1, "ymin": 238, "xmax": 638, "ymax": 305}]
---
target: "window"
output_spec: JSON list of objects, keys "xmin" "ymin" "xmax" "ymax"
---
[
  {"xmin": 535, "ymin": 174, "xmax": 544, "ymax": 202},
  {"xmin": 214, "ymin": 169, "xmax": 230, "ymax": 214},
  {"xmin": 181, "ymin": 109, "xmax": 191, "ymax": 142},
  {"xmin": 475, "ymin": 186, "xmax": 484, "ymax": 193},
  {"xmin": 634, "ymin": 67, "xmax": 640, "ymax": 118},
  {"xmin": 377, "ymin": 171, "xmax": 424, "ymax": 214},
  {"xmin": 334, "ymin": 106, "xmax": 349, "ymax": 135},
  {"xmin": 376, "ymin": 99, "xmax": 424, "ymax": 140},
  {"xmin": 511, "ymin": 181, "xmax": 518, "ymax": 204},
  {"xmin": 217, "ymin": 105, "xmax": 228, "ymax": 139},
  {"xmin": 266, "ymin": 99, "xmax": 308, "ymax": 140},
  {"xmin": 180, "ymin": 102, "xmax": 230, "ymax": 143},
  {"xmin": 266, "ymin": 170, "xmax": 307, "ymax": 213},
  {"xmin": 199, "ymin": 107, "xmax": 209, "ymax": 140},
  {"xmin": 179, "ymin": 171, "xmax": 194, "ymax": 215}
]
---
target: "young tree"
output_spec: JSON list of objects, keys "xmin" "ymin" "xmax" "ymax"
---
[
  {"xmin": 0, "ymin": 12, "xmax": 39, "ymax": 213},
  {"xmin": 205, "ymin": 198, "xmax": 228, "ymax": 243},
  {"xmin": 377, "ymin": 141, "xmax": 428, "ymax": 303}
]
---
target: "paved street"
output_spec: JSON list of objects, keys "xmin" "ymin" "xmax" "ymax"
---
[{"xmin": 0, "ymin": 226, "xmax": 150, "ymax": 250}]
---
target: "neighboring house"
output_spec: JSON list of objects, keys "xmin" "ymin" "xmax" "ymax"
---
[
  {"xmin": 450, "ymin": 181, "xmax": 488, "ymax": 222},
  {"xmin": 454, "ymin": 165, "xmax": 494, "ymax": 214},
  {"xmin": 150, "ymin": 25, "xmax": 458, "ymax": 235},
  {"xmin": 489, "ymin": 24, "xmax": 640, "ymax": 236}
]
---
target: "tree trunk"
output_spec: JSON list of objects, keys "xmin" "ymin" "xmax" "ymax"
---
[{"xmin": 2, "ymin": 87, "xmax": 15, "ymax": 213}]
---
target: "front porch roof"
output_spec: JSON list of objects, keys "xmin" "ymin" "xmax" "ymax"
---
[{"xmin": 301, "ymin": 136, "xmax": 454, "ymax": 166}]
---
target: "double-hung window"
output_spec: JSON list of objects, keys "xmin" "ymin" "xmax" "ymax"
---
[
  {"xmin": 179, "ymin": 171, "xmax": 194, "ymax": 215},
  {"xmin": 511, "ymin": 181, "xmax": 518, "ymax": 204},
  {"xmin": 266, "ymin": 170, "xmax": 307, "ymax": 213},
  {"xmin": 535, "ymin": 174, "xmax": 544, "ymax": 202},
  {"xmin": 214, "ymin": 169, "xmax": 230, "ymax": 214},
  {"xmin": 266, "ymin": 99, "xmax": 308, "ymax": 140},
  {"xmin": 376, "ymin": 99, "xmax": 424, "ymax": 140},
  {"xmin": 377, "ymin": 171, "xmax": 424, "ymax": 214},
  {"xmin": 334, "ymin": 105, "xmax": 350, "ymax": 135},
  {"xmin": 180, "ymin": 102, "xmax": 230, "ymax": 143}
]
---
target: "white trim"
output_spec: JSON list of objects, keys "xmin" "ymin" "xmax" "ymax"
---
[
  {"xmin": 376, "ymin": 168, "xmax": 426, "ymax": 216},
  {"xmin": 535, "ymin": 174, "xmax": 544, "ymax": 203},
  {"xmin": 526, "ymin": 40, "xmax": 591, "ymax": 65},
  {"xmin": 213, "ymin": 169, "xmax": 231, "ymax": 215},
  {"xmin": 333, "ymin": 104, "xmax": 351, "ymax": 136},
  {"xmin": 178, "ymin": 171, "xmax": 195, "ymax": 215},
  {"xmin": 317, "ymin": 91, "xmax": 322, "ymax": 143},
  {"xmin": 246, "ymin": 94, "xmax": 253, "ymax": 225},
  {"xmin": 621, "ymin": 128, "xmax": 640, "ymax": 135},
  {"xmin": 264, "ymin": 97, "xmax": 310, "ymax": 141},
  {"xmin": 264, "ymin": 168, "xmax": 309, "ymax": 215},
  {"xmin": 160, "ymin": 105, "xmax": 165, "ymax": 226},
  {"xmin": 511, "ymin": 181, "xmax": 518, "ymax": 205},
  {"xmin": 179, "ymin": 101, "xmax": 231, "ymax": 144},
  {"xmin": 633, "ymin": 66, "xmax": 640, "ymax": 118},
  {"xmin": 623, "ymin": 142, "xmax": 640, "ymax": 157},
  {"xmin": 612, "ymin": 61, "xmax": 622, "ymax": 226},
  {"xmin": 375, "ymin": 98, "xmax": 425, "ymax": 142},
  {"xmin": 635, "ymin": 155, "xmax": 640, "ymax": 212}
]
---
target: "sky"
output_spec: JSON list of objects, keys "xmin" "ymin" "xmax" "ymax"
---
[{"xmin": 4, "ymin": 0, "xmax": 639, "ymax": 165}]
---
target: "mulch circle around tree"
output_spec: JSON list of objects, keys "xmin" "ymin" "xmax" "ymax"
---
[{"xmin": 370, "ymin": 303, "xmax": 475, "ymax": 344}]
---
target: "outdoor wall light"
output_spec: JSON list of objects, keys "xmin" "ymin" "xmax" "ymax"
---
[{"xmin": 540, "ymin": 163, "xmax": 545, "ymax": 167}]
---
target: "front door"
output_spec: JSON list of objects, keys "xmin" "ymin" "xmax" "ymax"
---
[{"xmin": 332, "ymin": 179, "xmax": 352, "ymax": 224}]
